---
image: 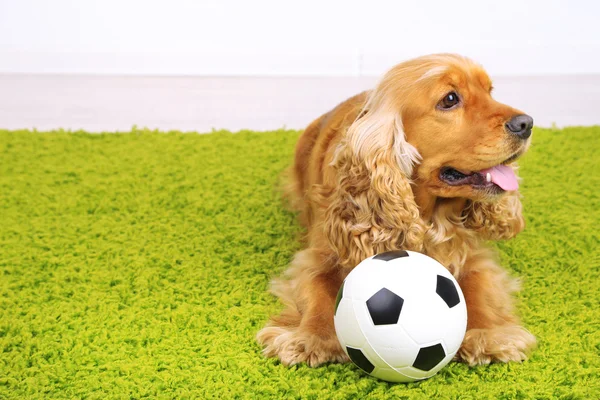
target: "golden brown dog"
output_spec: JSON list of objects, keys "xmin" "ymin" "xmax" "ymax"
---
[{"xmin": 257, "ymin": 54, "xmax": 536, "ymax": 367}]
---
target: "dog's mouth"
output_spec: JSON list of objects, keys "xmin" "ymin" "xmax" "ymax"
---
[{"xmin": 439, "ymin": 153, "xmax": 522, "ymax": 191}]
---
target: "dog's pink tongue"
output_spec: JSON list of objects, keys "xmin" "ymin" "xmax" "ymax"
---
[{"xmin": 481, "ymin": 165, "xmax": 519, "ymax": 191}]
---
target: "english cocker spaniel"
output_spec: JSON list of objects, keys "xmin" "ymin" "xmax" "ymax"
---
[{"xmin": 257, "ymin": 54, "xmax": 536, "ymax": 367}]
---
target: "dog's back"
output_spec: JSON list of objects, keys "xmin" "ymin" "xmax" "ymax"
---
[{"xmin": 289, "ymin": 92, "xmax": 368, "ymax": 226}]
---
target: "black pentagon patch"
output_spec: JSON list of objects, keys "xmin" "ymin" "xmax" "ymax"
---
[
  {"xmin": 366, "ymin": 288, "xmax": 404, "ymax": 325},
  {"xmin": 436, "ymin": 275, "xmax": 460, "ymax": 308},
  {"xmin": 373, "ymin": 250, "xmax": 409, "ymax": 261},
  {"xmin": 347, "ymin": 347, "xmax": 375, "ymax": 374},
  {"xmin": 412, "ymin": 343, "xmax": 446, "ymax": 371},
  {"xmin": 334, "ymin": 280, "xmax": 345, "ymax": 316}
]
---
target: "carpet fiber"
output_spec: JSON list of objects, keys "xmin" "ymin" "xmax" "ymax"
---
[{"xmin": 0, "ymin": 127, "xmax": 598, "ymax": 399}]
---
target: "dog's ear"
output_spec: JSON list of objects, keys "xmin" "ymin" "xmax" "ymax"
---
[
  {"xmin": 463, "ymin": 171, "xmax": 525, "ymax": 240},
  {"xmin": 324, "ymin": 103, "xmax": 426, "ymax": 269}
]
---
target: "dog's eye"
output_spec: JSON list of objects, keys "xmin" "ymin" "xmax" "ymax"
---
[{"xmin": 438, "ymin": 92, "xmax": 460, "ymax": 110}]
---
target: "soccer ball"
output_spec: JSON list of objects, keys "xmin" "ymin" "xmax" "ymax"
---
[{"xmin": 334, "ymin": 250, "xmax": 467, "ymax": 382}]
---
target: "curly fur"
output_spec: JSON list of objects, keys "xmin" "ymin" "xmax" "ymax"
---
[{"xmin": 257, "ymin": 54, "xmax": 536, "ymax": 368}]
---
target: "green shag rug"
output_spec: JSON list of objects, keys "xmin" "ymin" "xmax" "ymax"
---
[{"xmin": 0, "ymin": 127, "xmax": 598, "ymax": 399}]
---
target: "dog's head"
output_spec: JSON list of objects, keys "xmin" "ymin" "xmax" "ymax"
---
[{"xmin": 347, "ymin": 54, "xmax": 532, "ymax": 203}]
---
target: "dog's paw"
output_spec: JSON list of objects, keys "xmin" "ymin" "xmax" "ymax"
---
[
  {"xmin": 257, "ymin": 326, "xmax": 348, "ymax": 367},
  {"xmin": 457, "ymin": 325, "xmax": 537, "ymax": 366}
]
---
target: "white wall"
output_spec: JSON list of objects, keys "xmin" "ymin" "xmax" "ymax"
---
[{"xmin": 1, "ymin": 0, "xmax": 599, "ymax": 76}]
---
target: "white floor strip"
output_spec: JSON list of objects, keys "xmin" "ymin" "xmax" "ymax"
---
[{"xmin": 0, "ymin": 74, "xmax": 598, "ymax": 132}]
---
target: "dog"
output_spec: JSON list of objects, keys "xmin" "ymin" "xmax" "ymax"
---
[{"xmin": 257, "ymin": 54, "xmax": 537, "ymax": 367}]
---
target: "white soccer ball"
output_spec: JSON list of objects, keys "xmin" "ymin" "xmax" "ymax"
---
[{"xmin": 334, "ymin": 250, "xmax": 467, "ymax": 382}]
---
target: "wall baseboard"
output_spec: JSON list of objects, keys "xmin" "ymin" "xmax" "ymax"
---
[{"xmin": 1, "ymin": 44, "xmax": 599, "ymax": 77}]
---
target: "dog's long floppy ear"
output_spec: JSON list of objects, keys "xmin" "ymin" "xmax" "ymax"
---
[
  {"xmin": 324, "ymin": 93, "xmax": 427, "ymax": 269},
  {"xmin": 463, "ymin": 167, "xmax": 525, "ymax": 240}
]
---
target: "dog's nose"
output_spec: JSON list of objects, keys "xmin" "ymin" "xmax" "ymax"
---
[{"xmin": 505, "ymin": 114, "xmax": 534, "ymax": 139}]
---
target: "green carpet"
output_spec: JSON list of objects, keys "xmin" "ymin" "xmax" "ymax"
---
[{"xmin": 0, "ymin": 127, "xmax": 598, "ymax": 399}]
